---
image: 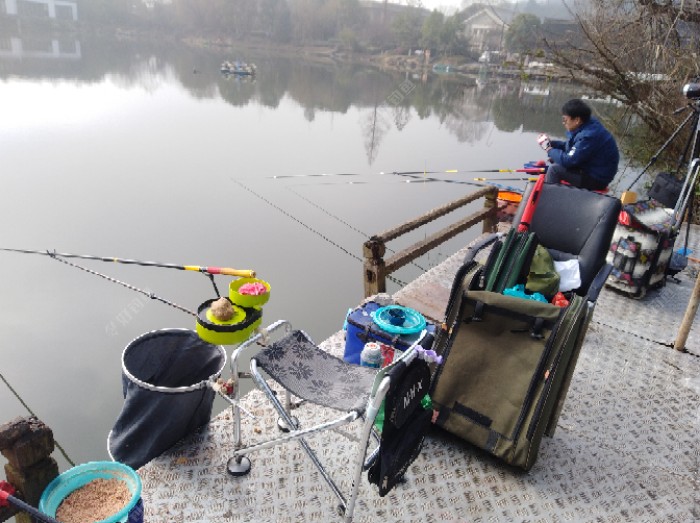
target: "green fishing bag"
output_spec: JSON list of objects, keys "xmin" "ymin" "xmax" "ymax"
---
[
  {"xmin": 526, "ymin": 244, "xmax": 560, "ymax": 298},
  {"xmin": 431, "ymin": 273, "xmax": 590, "ymax": 471}
]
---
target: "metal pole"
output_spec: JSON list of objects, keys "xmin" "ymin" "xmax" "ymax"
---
[{"xmin": 674, "ymin": 267, "xmax": 700, "ymax": 351}]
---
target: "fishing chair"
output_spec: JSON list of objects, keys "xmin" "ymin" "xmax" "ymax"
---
[
  {"xmin": 513, "ymin": 181, "xmax": 621, "ymax": 434},
  {"xmin": 514, "ymin": 181, "xmax": 622, "ymax": 299},
  {"xmin": 226, "ymin": 320, "xmax": 433, "ymax": 522}
]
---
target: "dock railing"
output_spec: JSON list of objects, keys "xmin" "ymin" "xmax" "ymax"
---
[{"xmin": 362, "ymin": 186, "xmax": 499, "ymax": 297}]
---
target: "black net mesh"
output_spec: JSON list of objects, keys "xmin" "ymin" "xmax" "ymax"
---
[{"xmin": 108, "ymin": 329, "xmax": 225, "ymax": 469}]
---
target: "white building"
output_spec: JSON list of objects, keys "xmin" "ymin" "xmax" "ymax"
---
[{"xmin": 3, "ymin": 0, "xmax": 78, "ymax": 21}]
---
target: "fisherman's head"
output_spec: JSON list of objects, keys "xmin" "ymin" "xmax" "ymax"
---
[{"xmin": 561, "ymin": 99, "xmax": 591, "ymax": 132}]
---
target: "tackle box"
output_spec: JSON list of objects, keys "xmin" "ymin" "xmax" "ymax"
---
[{"xmin": 343, "ymin": 301, "xmax": 435, "ymax": 365}]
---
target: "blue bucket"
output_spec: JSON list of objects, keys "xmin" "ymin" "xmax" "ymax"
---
[{"xmin": 39, "ymin": 461, "xmax": 143, "ymax": 523}]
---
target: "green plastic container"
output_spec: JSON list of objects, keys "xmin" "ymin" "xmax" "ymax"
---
[
  {"xmin": 39, "ymin": 461, "xmax": 142, "ymax": 523},
  {"xmin": 229, "ymin": 277, "xmax": 271, "ymax": 309}
]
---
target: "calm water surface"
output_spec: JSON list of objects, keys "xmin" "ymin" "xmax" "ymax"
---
[{"xmin": 0, "ymin": 36, "xmax": 636, "ymax": 470}]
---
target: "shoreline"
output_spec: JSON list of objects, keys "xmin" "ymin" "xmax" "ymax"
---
[{"xmin": 182, "ymin": 35, "xmax": 569, "ymax": 82}]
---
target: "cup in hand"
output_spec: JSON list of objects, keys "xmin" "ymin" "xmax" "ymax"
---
[{"xmin": 537, "ymin": 133, "xmax": 551, "ymax": 150}]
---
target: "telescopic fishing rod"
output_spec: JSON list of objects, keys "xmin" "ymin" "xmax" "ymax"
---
[
  {"xmin": 390, "ymin": 172, "xmax": 526, "ymax": 193},
  {"xmin": 0, "ymin": 248, "xmax": 255, "ymax": 278},
  {"xmin": 267, "ymin": 168, "xmax": 546, "ymax": 179},
  {"xmin": 474, "ymin": 177, "xmax": 539, "ymax": 182},
  {"xmin": 49, "ymin": 254, "xmax": 198, "ymax": 317},
  {"xmin": 459, "ymin": 168, "xmax": 545, "ymax": 174},
  {"xmin": 0, "ymin": 248, "xmax": 256, "ymax": 312},
  {"xmin": 268, "ymin": 173, "xmax": 363, "ymax": 179},
  {"xmin": 384, "ymin": 168, "xmax": 546, "ymax": 175}
]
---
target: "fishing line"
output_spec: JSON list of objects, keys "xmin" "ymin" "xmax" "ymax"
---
[
  {"xmin": 286, "ymin": 186, "xmax": 429, "ymax": 272},
  {"xmin": 267, "ymin": 173, "xmax": 364, "ymax": 179},
  {"xmin": 48, "ymin": 253, "xmax": 197, "ymax": 317},
  {"xmin": 287, "ymin": 187, "xmax": 371, "ymax": 238},
  {"xmin": 283, "ymin": 174, "xmax": 523, "ymax": 274},
  {"xmin": 0, "ymin": 371, "xmax": 75, "ymax": 467},
  {"xmin": 232, "ymin": 179, "xmax": 408, "ymax": 287}
]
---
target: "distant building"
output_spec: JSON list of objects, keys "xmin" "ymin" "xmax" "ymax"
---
[
  {"xmin": 2, "ymin": 0, "xmax": 77, "ymax": 20},
  {"xmin": 461, "ymin": 6, "xmax": 515, "ymax": 54}
]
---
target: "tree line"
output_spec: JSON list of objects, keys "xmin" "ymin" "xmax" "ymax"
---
[
  {"xmin": 70, "ymin": 0, "xmax": 470, "ymax": 57},
  {"xmin": 17, "ymin": 0, "xmax": 700, "ymax": 162}
]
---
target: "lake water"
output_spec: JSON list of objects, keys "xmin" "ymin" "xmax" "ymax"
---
[{"xmin": 0, "ymin": 34, "xmax": 640, "ymax": 471}]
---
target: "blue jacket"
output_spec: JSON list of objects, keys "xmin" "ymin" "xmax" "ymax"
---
[{"xmin": 548, "ymin": 117, "xmax": 619, "ymax": 185}]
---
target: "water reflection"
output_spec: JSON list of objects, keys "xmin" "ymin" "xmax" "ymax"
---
[{"xmin": 0, "ymin": 28, "xmax": 617, "ymax": 164}]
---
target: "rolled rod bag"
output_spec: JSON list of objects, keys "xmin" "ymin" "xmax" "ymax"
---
[
  {"xmin": 108, "ymin": 329, "xmax": 226, "ymax": 469},
  {"xmin": 430, "ymin": 287, "xmax": 588, "ymax": 471}
]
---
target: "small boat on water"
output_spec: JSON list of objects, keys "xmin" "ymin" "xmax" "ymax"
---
[
  {"xmin": 220, "ymin": 61, "xmax": 256, "ymax": 76},
  {"xmin": 432, "ymin": 63, "xmax": 451, "ymax": 73}
]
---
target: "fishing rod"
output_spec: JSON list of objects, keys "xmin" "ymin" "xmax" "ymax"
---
[
  {"xmin": 0, "ymin": 248, "xmax": 255, "ymax": 278},
  {"xmin": 281, "ymin": 175, "xmax": 528, "ymax": 191},
  {"xmin": 1, "ymin": 253, "xmax": 262, "ymax": 420},
  {"xmin": 474, "ymin": 177, "xmax": 538, "ymax": 182},
  {"xmin": 384, "ymin": 168, "xmax": 545, "ymax": 176},
  {"xmin": 268, "ymin": 173, "xmax": 363, "ymax": 179},
  {"xmin": 465, "ymin": 168, "xmax": 545, "ymax": 174},
  {"xmin": 391, "ymin": 172, "xmax": 525, "ymax": 193},
  {"xmin": 49, "ymin": 254, "xmax": 198, "ymax": 316},
  {"xmin": 267, "ymin": 168, "xmax": 545, "ymax": 179}
]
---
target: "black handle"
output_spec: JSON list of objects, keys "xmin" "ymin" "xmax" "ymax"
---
[{"xmin": 3, "ymin": 494, "xmax": 61, "ymax": 523}]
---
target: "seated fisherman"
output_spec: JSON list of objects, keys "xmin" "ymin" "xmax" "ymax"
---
[{"xmin": 538, "ymin": 99, "xmax": 619, "ymax": 191}]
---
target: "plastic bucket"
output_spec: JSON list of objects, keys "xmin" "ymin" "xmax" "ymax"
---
[{"xmin": 39, "ymin": 461, "xmax": 142, "ymax": 523}]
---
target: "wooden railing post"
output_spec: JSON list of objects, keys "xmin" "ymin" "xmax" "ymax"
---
[
  {"xmin": 0, "ymin": 417, "xmax": 59, "ymax": 523},
  {"xmin": 482, "ymin": 188, "xmax": 499, "ymax": 233},
  {"xmin": 674, "ymin": 267, "xmax": 700, "ymax": 350},
  {"xmin": 363, "ymin": 237, "xmax": 387, "ymax": 297}
]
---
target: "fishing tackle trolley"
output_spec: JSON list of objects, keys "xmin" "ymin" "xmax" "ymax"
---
[{"xmin": 606, "ymin": 158, "xmax": 700, "ymax": 298}]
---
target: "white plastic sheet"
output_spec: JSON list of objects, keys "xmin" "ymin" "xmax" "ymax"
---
[{"xmin": 554, "ymin": 259, "xmax": 581, "ymax": 292}]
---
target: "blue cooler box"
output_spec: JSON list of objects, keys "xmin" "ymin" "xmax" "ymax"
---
[{"xmin": 343, "ymin": 301, "xmax": 435, "ymax": 365}]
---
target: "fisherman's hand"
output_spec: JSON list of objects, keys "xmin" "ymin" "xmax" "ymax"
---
[{"xmin": 537, "ymin": 133, "xmax": 551, "ymax": 151}]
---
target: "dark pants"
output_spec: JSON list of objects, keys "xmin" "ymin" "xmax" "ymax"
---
[{"xmin": 545, "ymin": 163, "xmax": 608, "ymax": 191}]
